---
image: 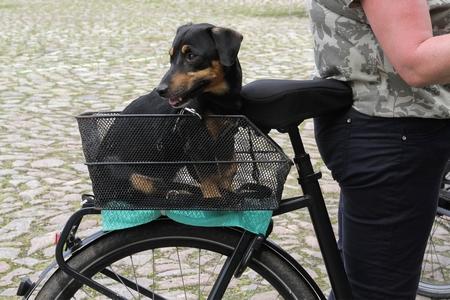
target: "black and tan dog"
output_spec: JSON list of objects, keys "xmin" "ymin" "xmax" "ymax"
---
[{"xmin": 95, "ymin": 23, "xmax": 243, "ymax": 201}]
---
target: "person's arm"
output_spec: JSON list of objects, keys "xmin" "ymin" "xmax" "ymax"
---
[{"xmin": 360, "ymin": 0, "xmax": 450, "ymax": 87}]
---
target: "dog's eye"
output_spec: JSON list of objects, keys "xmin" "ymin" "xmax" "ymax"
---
[{"xmin": 186, "ymin": 52, "xmax": 197, "ymax": 62}]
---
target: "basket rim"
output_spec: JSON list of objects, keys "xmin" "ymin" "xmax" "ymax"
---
[
  {"xmin": 75, "ymin": 111, "xmax": 293, "ymax": 165},
  {"xmin": 76, "ymin": 111, "xmax": 250, "ymax": 119},
  {"xmin": 85, "ymin": 160, "xmax": 291, "ymax": 165}
]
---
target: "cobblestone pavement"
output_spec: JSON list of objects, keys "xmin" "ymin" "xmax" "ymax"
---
[{"xmin": 0, "ymin": 0, "xmax": 431, "ymax": 299}]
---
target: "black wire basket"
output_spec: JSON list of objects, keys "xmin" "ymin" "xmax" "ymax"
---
[{"xmin": 76, "ymin": 112, "xmax": 292, "ymax": 210}]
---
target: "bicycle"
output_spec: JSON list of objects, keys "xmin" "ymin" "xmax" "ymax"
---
[
  {"xmin": 418, "ymin": 160, "xmax": 450, "ymax": 299},
  {"xmin": 17, "ymin": 78, "xmax": 355, "ymax": 299}
]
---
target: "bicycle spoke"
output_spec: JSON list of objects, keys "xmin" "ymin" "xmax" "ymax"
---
[
  {"xmin": 422, "ymin": 220, "xmax": 439, "ymax": 279},
  {"xmin": 430, "ymin": 237, "xmax": 440, "ymax": 280},
  {"xmin": 152, "ymin": 249, "xmax": 156, "ymax": 298},
  {"xmin": 421, "ymin": 213, "xmax": 450, "ymax": 286},
  {"xmin": 109, "ymin": 264, "xmax": 136, "ymax": 299},
  {"xmin": 129, "ymin": 255, "xmax": 140, "ymax": 299},
  {"xmin": 198, "ymin": 248, "xmax": 201, "ymax": 299},
  {"xmin": 68, "ymin": 247, "xmax": 290, "ymax": 299},
  {"xmin": 201, "ymin": 253, "xmax": 225, "ymax": 295},
  {"xmin": 430, "ymin": 218, "xmax": 449, "ymax": 282},
  {"xmin": 100, "ymin": 268, "xmax": 163, "ymax": 299},
  {"xmin": 79, "ymin": 287, "xmax": 95, "ymax": 299},
  {"xmin": 176, "ymin": 247, "xmax": 188, "ymax": 300}
]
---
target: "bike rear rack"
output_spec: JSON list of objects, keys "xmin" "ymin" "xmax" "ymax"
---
[
  {"xmin": 52, "ymin": 196, "xmax": 316, "ymax": 299},
  {"xmin": 21, "ymin": 126, "xmax": 352, "ymax": 299},
  {"xmin": 54, "ymin": 195, "xmax": 169, "ymax": 299}
]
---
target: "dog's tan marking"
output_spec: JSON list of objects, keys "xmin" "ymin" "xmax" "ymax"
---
[
  {"xmin": 181, "ymin": 45, "xmax": 190, "ymax": 54},
  {"xmin": 130, "ymin": 173, "xmax": 155, "ymax": 194},
  {"xmin": 198, "ymin": 161, "xmax": 237, "ymax": 198},
  {"xmin": 171, "ymin": 72, "xmax": 192, "ymax": 92},
  {"xmin": 169, "ymin": 47, "xmax": 174, "ymax": 56},
  {"xmin": 205, "ymin": 118, "xmax": 220, "ymax": 139},
  {"xmin": 199, "ymin": 178, "xmax": 222, "ymax": 198},
  {"xmin": 170, "ymin": 60, "xmax": 228, "ymax": 96},
  {"xmin": 204, "ymin": 61, "xmax": 229, "ymax": 95},
  {"xmin": 170, "ymin": 68, "xmax": 215, "ymax": 93},
  {"xmin": 219, "ymin": 161, "xmax": 238, "ymax": 191},
  {"xmin": 202, "ymin": 118, "xmax": 237, "ymax": 197},
  {"xmin": 205, "ymin": 118, "xmax": 226, "ymax": 139}
]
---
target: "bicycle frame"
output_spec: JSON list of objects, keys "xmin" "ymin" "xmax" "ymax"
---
[
  {"xmin": 24, "ymin": 123, "xmax": 352, "ymax": 299},
  {"xmin": 205, "ymin": 125, "xmax": 352, "ymax": 299},
  {"xmin": 287, "ymin": 125, "xmax": 351, "ymax": 299}
]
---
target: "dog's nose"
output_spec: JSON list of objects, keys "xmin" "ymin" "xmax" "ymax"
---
[{"xmin": 156, "ymin": 83, "xmax": 169, "ymax": 97}]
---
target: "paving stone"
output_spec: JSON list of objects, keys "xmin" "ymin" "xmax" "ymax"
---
[
  {"xmin": 320, "ymin": 182, "xmax": 341, "ymax": 194},
  {"xmin": 0, "ymin": 267, "xmax": 32, "ymax": 287},
  {"xmin": 0, "ymin": 262, "xmax": 10, "ymax": 274},
  {"xmin": 27, "ymin": 232, "xmax": 57, "ymax": 255},
  {"xmin": 19, "ymin": 190, "xmax": 40, "ymax": 202},
  {"xmin": 0, "ymin": 219, "xmax": 33, "ymax": 242},
  {"xmin": 0, "ymin": 248, "xmax": 20, "ymax": 260},
  {"xmin": 0, "ymin": 169, "xmax": 17, "ymax": 176},
  {"xmin": 30, "ymin": 158, "xmax": 65, "ymax": 168},
  {"xmin": 42, "ymin": 246, "xmax": 56, "ymax": 258},
  {"xmin": 62, "ymin": 193, "xmax": 81, "ymax": 202},
  {"xmin": 305, "ymin": 235, "xmax": 320, "ymax": 248},
  {"xmin": 12, "ymin": 160, "xmax": 28, "ymax": 167},
  {"xmin": 0, "ymin": 206, "xmax": 20, "ymax": 215},
  {"xmin": 0, "ymin": 288, "xmax": 19, "ymax": 297},
  {"xmin": 48, "ymin": 213, "xmax": 74, "ymax": 226},
  {"xmin": 14, "ymin": 257, "xmax": 40, "ymax": 267}
]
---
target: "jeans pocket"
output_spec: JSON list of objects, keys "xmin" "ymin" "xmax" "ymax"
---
[{"xmin": 314, "ymin": 112, "xmax": 350, "ymax": 182}]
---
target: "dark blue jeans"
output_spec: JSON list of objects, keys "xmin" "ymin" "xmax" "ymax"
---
[{"xmin": 314, "ymin": 108, "xmax": 450, "ymax": 300}]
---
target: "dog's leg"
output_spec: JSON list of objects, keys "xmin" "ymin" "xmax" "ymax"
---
[
  {"xmin": 199, "ymin": 178, "xmax": 222, "ymax": 198},
  {"xmin": 130, "ymin": 173, "xmax": 156, "ymax": 194},
  {"xmin": 199, "ymin": 162, "xmax": 238, "ymax": 198},
  {"xmin": 220, "ymin": 162, "xmax": 238, "ymax": 192}
]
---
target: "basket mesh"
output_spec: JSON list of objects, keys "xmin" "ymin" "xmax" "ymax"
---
[{"xmin": 76, "ymin": 112, "xmax": 292, "ymax": 210}]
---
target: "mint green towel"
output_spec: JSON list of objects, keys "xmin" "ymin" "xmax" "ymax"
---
[{"xmin": 102, "ymin": 209, "xmax": 272, "ymax": 235}]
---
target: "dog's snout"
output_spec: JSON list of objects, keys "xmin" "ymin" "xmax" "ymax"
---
[{"xmin": 156, "ymin": 83, "xmax": 169, "ymax": 97}]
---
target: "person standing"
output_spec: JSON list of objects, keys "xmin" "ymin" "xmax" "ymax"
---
[{"xmin": 306, "ymin": 0, "xmax": 450, "ymax": 299}]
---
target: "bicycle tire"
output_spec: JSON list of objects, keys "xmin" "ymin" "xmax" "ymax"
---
[
  {"xmin": 35, "ymin": 218, "xmax": 323, "ymax": 299},
  {"xmin": 418, "ymin": 160, "xmax": 450, "ymax": 299}
]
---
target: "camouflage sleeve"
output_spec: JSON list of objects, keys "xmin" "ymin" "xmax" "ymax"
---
[{"xmin": 341, "ymin": 0, "xmax": 360, "ymax": 7}]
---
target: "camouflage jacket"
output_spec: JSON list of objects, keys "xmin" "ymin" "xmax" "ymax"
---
[{"xmin": 307, "ymin": 0, "xmax": 450, "ymax": 118}]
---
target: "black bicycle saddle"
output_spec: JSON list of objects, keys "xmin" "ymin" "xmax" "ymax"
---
[{"xmin": 241, "ymin": 79, "xmax": 353, "ymax": 132}]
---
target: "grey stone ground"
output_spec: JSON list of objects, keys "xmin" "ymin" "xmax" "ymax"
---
[{"xmin": 0, "ymin": 0, "xmax": 431, "ymax": 299}]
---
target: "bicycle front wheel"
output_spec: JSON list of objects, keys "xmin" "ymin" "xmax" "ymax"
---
[
  {"xmin": 36, "ymin": 218, "xmax": 323, "ymax": 299},
  {"xmin": 419, "ymin": 160, "xmax": 450, "ymax": 299}
]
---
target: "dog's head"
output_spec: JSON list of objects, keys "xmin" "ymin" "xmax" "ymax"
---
[{"xmin": 156, "ymin": 23, "xmax": 243, "ymax": 109}]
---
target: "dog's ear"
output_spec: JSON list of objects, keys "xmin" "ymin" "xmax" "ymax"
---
[
  {"xmin": 176, "ymin": 23, "xmax": 193, "ymax": 34},
  {"xmin": 210, "ymin": 27, "xmax": 243, "ymax": 67}
]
